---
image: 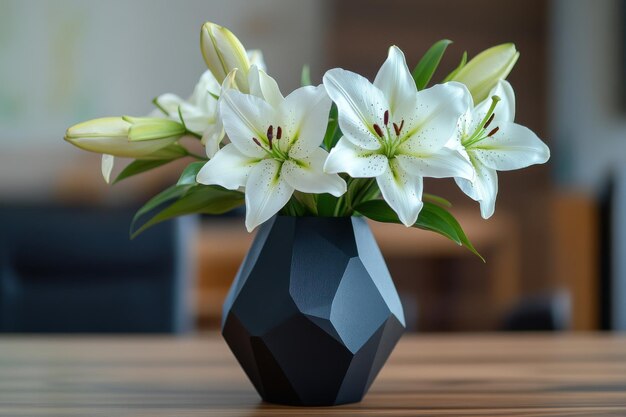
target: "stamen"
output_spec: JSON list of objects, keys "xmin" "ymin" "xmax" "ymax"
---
[
  {"xmin": 487, "ymin": 126, "xmax": 499, "ymax": 137},
  {"xmin": 267, "ymin": 125, "xmax": 274, "ymax": 140},
  {"xmin": 384, "ymin": 110, "xmax": 389, "ymax": 126},
  {"xmin": 276, "ymin": 126, "xmax": 282, "ymax": 140},
  {"xmin": 399, "ymin": 120, "xmax": 404, "ymax": 132},
  {"xmin": 484, "ymin": 113, "xmax": 495, "ymax": 129},
  {"xmin": 373, "ymin": 123, "xmax": 384, "ymax": 138},
  {"xmin": 393, "ymin": 122, "xmax": 401, "ymax": 136},
  {"xmin": 252, "ymin": 137, "xmax": 262, "ymax": 147}
]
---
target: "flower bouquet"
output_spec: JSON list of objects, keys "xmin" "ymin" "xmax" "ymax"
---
[{"xmin": 64, "ymin": 22, "xmax": 549, "ymax": 406}]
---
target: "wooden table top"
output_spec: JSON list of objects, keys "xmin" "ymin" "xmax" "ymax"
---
[{"xmin": 1, "ymin": 333, "xmax": 626, "ymax": 416}]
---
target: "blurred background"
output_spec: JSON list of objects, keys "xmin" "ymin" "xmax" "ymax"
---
[{"xmin": 0, "ymin": 0, "xmax": 624, "ymax": 333}]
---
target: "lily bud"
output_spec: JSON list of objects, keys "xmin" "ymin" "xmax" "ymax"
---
[
  {"xmin": 200, "ymin": 22, "xmax": 251, "ymax": 92},
  {"xmin": 451, "ymin": 43, "xmax": 519, "ymax": 104},
  {"xmin": 64, "ymin": 117, "xmax": 183, "ymax": 158}
]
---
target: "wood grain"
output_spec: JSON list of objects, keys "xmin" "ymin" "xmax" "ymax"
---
[{"xmin": 1, "ymin": 334, "xmax": 625, "ymax": 416}]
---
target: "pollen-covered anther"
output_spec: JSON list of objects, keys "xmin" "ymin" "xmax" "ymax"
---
[
  {"xmin": 393, "ymin": 120, "xmax": 405, "ymax": 137},
  {"xmin": 373, "ymin": 123, "xmax": 384, "ymax": 138},
  {"xmin": 252, "ymin": 137, "xmax": 262, "ymax": 147},
  {"xmin": 276, "ymin": 126, "xmax": 282, "ymax": 140},
  {"xmin": 267, "ymin": 125, "xmax": 274, "ymax": 140},
  {"xmin": 487, "ymin": 126, "xmax": 499, "ymax": 137},
  {"xmin": 384, "ymin": 110, "xmax": 389, "ymax": 126}
]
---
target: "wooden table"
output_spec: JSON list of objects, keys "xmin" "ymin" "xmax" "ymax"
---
[{"xmin": 1, "ymin": 334, "xmax": 625, "ymax": 416}]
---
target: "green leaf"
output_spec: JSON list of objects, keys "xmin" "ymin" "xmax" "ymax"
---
[
  {"xmin": 423, "ymin": 193, "xmax": 452, "ymax": 208},
  {"xmin": 354, "ymin": 199, "xmax": 484, "ymax": 261},
  {"xmin": 300, "ymin": 65, "xmax": 311, "ymax": 86},
  {"xmin": 412, "ymin": 39, "xmax": 452, "ymax": 90},
  {"xmin": 113, "ymin": 159, "xmax": 175, "ymax": 184},
  {"xmin": 132, "ymin": 184, "xmax": 193, "ymax": 224},
  {"xmin": 323, "ymin": 104, "xmax": 341, "ymax": 151},
  {"xmin": 442, "ymin": 51, "xmax": 468, "ymax": 83},
  {"xmin": 112, "ymin": 143, "xmax": 188, "ymax": 184},
  {"xmin": 316, "ymin": 193, "xmax": 341, "ymax": 217},
  {"xmin": 131, "ymin": 185, "xmax": 244, "ymax": 239},
  {"xmin": 177, "ymin": 161, "xmax": 206, "ymax": 185}
]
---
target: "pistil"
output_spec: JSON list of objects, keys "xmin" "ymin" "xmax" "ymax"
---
[{"xmin": 462, "ymin": 95, "xmax": 501, "ymax": 148}]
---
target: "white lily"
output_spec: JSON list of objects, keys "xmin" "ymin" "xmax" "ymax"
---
[
  {"xmin": 450, "ymin": 80, "xmax": 550, "ymax": 219},
  {"xmin": 202, "ymin": 64, "xmax": 284, "ymax": 158},
  {"xmin": 196, "ymin": 77, "xmax": 346, "ymax": 231},
  {"xmin": 323, "ymin": 46, "xmax": 474, "ymax": 226},
  {"xmin": 154, "ymin": 70, "xmax": 221, "ymax": 136},
  {"xmin": 154, "ymin": 47, "xmax": 266, "ymax": 152}
]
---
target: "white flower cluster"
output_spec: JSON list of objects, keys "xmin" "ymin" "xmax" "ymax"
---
[{"xmin": 65, "ymin": 22, "xmax": 549, "ymax": 233}]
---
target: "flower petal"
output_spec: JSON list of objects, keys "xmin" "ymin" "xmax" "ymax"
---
[
  {"xmin": 399, "ymin": 82, "xmax": 469, "ymax": 154},
  {"xmin": 187, "ymin": 70, "xmax": 221, "ymax": 109},
  {"xmin": 281, "ymin": 85, "xmax": 331, "ymax": 158},
  {"xmin": 248, "ymin": 65, "xmax": 284, "ymax": 108},
  {"xmin": 374, "ymin": 45, "xmax": 418, "ymax": 122},
  {"xmin": 396, "ymin": 146, "xmax": 474, "ymax": 180},
  {"xmin": 179, "ymin": 103, "xmax": 212, "ymax": 135},
  {"xmin": 471, "ymin": 122, "xmax": 550, "ymax": 171},
  {"xmin": 282, "ymin": 147, "xmax": 346, "ymax": 197},
  {"xmin": 472, "ymin": 79, "xmax": 515, "ymax": 128},
  {"xmin": 323, "ymin": 68, "xmax": 388, "ymax": 150},
  {"xmin": 324, "ymin": 137, "xmax": 387, "ymax": 177},
  {"xmin": 455, "ymin": 157, "xmax": 499, "ymax": 219},
  {"xmin": 377, "ymin": 159, "xmax": 424, "ymax": 227},
  {"xmin": 101, "ymin": 154, "xmax": 114, "ymax": 184},
  {"xmin": 247, "ymin": 49, "xmax": 266, "ymax": 72},
  {"xmin": 201, "ymin": 120, "xmax": 224, "ymax": 157},
  {"xmin": 219, "ymin": 89, "xmax": 273, "ymax": 158},
  {"xmin": 244, "ymin": 159, "xmax": 294, "ymax": 232},
  {"xmin": 196, "ymin": 143, "xmax": 259, "ymax": 190},
  {"xmin": 154, "ymin": 93, "xmax": 185, "ymax": 117}
]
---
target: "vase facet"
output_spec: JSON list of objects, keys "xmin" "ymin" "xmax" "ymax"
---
[{"xmin": 221, "ymin": 215, "xmax": 405, "ymax": 406}]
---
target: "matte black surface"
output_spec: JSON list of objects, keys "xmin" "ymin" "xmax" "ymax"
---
[{"xmin": 222, "ymin": 215, "xmax": 405, "ymax": 406}]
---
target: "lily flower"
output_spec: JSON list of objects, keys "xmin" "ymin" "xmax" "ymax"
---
[
  {"xmin": 65, "ymin": 116, "xmax": 186, "ymax": 183},
  {"xmin": 154, "ymin": 70, "xmax": 221, "ymax": 136},
  {"xmin": 153, "ymin": 49, "xmax": 265, "ymax": 152},
  {"xmin": 200, "ymin": 22, "xmax": 259, "ymax": 93},
  {"xmin": 196, "ymin": 77, "xmax": 346, "ymax": 231},
  {"xmin": 323, "ymin": 46, "xmax": 473, "ymax": 226},
  {"xmin": 65, "ymin": 116, "xmax": 184, "ymax": 157},
  {"xmin": 449, "ymin": 80, "xmax": 550, "ymax": 219}
]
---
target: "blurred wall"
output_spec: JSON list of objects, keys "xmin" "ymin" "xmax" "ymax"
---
[
  {"xmin": 0, "ymin": 0, "xmax": 327, "ymax": 200},
  {"xmin": 550, "ymin": 0, "xmax": 626, "ymax": 192}
]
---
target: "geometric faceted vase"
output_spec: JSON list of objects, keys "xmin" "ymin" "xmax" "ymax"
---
[{"xmin": 222, "ymin": 215, "xmax": 405, "ymax": 406}]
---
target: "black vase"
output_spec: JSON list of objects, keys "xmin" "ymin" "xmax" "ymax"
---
[{"xmin": 221, "ymin": 215, "xmax": 405, "ymax": 406}]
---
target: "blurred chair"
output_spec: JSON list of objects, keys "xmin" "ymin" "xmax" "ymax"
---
[
  {"xmin": 0, "ymin": 204, "xmax": 195, "ymax": 333},
  {"xmin": 599, "ymin": 165, "xmax": 626, "ymax": 330},
  {"xmin": 500, "ymin": 290, "xmax": 571, "ymax": 331}
]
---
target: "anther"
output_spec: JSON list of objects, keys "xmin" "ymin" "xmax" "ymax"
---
[
  {"xmin": 276, "ymin": 126, "xmax": 282, "ymax": 140},
  {"xmin": 484, "ymin": 113, "xmax": 495, "ymax": 129},
  {"xmin": 393, "ymin": 122, "xmax": 401, "ymax": 137},
  {"xmin": 487, "ymin": 126, "xmax": 499, "ymax": 137},
  {"xmin": 267, "ymin": 125, "xmax": 274, "ymax": 140},
  {"xmin": 384, "ymin": 110, "xmax": 389, "ymax": 126},
  {"xmin": 252, "ymin": 137, "xmax": 262, "ymax": 147},
  {"xmin": 373, "ymin": 124, "xmax": 384, "ymax": 138}
]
